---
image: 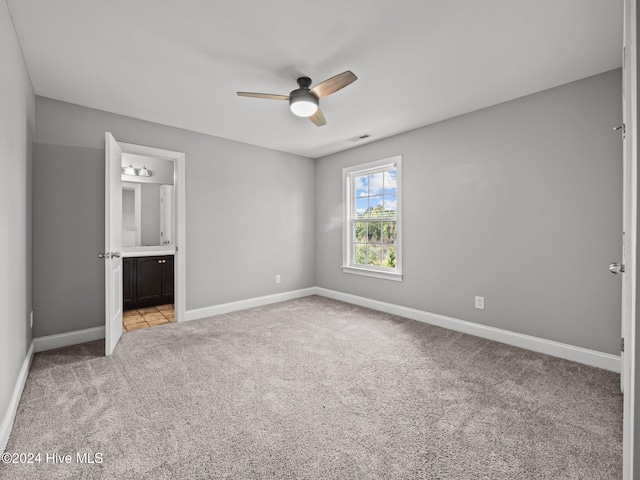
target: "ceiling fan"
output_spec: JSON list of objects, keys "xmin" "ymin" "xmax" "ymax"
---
[{"xmin": 237, "ymin": 70, "xmax": 357, "ymax": 127}]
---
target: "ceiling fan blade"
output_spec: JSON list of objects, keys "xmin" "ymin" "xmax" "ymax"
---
[
  {"xmin": 237, "ymin": 92, "xmax": 289, "ymax": 100},
  {"xmin": 310, "ymin": 71, "xmax": 357, "ymax": 99},
  {"xmin": 309, "ymin": 108, "xmax": 327, "ymax": 127}
]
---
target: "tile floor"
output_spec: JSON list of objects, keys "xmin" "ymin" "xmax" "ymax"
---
[{"xmin": 123, "ymin": 304, "xmax": 175, "ymax": 332}]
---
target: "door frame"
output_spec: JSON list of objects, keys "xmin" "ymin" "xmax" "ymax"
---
[
  {"xmin": 623, "ymin": 0, "xmax": 638, "ymax": 477},
  {"xmin": 116, "ymin": 140, "xmax": 186, "ymax": 324}
]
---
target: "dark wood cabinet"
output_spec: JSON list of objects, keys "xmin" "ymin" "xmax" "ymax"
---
[
  {"xmin": 137, "ymin": 257, "xmax": 164, "ymax": 305},
  {"xmin": 123, "ymin": 255, "xmax": 174, "ymax": 310},
  {"xmin": 161, "ymin": 257, "xmax": 174, "ymax": 301},
  {"xmin": 123, "ymin": 258, "xmax": 135, "ymax": 307}
]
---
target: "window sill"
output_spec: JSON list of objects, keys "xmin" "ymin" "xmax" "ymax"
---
[{"xmin": 342, "ymin": 265, "xmax": 403, "ymax": 281}]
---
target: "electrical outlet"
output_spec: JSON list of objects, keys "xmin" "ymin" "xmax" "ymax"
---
[
  {"xmin": 475, "ymin": 296, "xmax": 485, "ymax": 310},
  {"xmin": 30, "ymin": 311, "xmax": 33, "ymax": 328},
  {"xmin": 275, "ymin": 275, "xmax": 281, "ymax": 284}
]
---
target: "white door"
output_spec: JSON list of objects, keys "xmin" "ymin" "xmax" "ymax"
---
[{"xmin": 105, "ymin": 132, "xmax": 123, "ymax": 356}]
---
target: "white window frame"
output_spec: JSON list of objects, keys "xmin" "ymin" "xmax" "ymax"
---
[{"xmin": 342, "ymin": 156, "xmax": 402, "ymax": 281}]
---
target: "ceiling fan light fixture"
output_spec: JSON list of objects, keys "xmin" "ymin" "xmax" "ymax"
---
[
  {"xmin": 238, "ymin": 71, "xmax": 357, "ymax": 126},
  {"xmin": 289, "ymin": 91, "xmax": 319, "ymax": 117}
]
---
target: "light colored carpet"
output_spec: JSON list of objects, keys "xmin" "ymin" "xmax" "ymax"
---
[{"xmin": 1, "ymin": 295, "xmax": 622, "ymax": 479}]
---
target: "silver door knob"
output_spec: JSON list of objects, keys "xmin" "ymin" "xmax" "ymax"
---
[
  {"xmin": 610, "ymin": 262, "xmax": 626, "ymax": 274},
  {"xmin": 99, "ymin": 252, "xmax": 120, "ymax": 259}
]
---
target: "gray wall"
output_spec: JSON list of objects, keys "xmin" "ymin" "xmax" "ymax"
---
[
  {"xmin": 315, "ymin": 69, "xmax": 623, "ymax": 355},
  {"xmin": 33, "ymin": 144, "xmax": 104, "ymax": 336},
  {"xmin": 34, "ymin": 97, "xmax": 315, "ymax": 337},
  {"xmin": 0, "ymin": 0, "xmax": 34, "ymax": 437}
]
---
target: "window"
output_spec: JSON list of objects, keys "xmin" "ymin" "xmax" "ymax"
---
[{"xmin": 342, "ymin": 156, "xmax": 402, "ymax": 281}]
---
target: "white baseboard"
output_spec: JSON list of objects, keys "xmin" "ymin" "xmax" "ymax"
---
[
  {"xmin": 185, "ymin": 287, "xmax": 317, "ymax": 321},
  {"xmin": 33, "ymin": 326, "xmax": 105, "ymax": 353},
  {"xmin": 314, "ymin": 287, "xmax": 621, "ymax": 373},
  {"xmin": 0, "ymin": 341, "xmax": 34, "ymax": 454},
  {"xmin": 28, "ymin": 287, "xmax": 619, "ymax": 372}
]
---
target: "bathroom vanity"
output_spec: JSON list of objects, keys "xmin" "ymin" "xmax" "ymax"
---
[{"xmin": 123, "ymin": 252, "xmax": 174, "ymax": 310}]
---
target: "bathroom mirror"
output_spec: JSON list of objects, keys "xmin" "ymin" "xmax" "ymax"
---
[{"xmin": 121, "ymin": 153, "xmax": 175, "ymax": 249}]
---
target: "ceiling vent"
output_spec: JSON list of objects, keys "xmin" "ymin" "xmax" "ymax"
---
[{"xmin": 348, "ymin": 133, "xmax": 371, "ymax": 143}]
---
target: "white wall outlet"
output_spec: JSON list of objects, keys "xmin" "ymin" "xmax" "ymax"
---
[
  {"xmin": 30, "ymin": 311, "xmax": 33, "ymax": 328},
  {"xmin": 475, "ymin": 296, "xmax": 485, "ymax": 310},
  {"xmin": 275, "ymin": 275, "xmax": 281, "ymax": 284}
]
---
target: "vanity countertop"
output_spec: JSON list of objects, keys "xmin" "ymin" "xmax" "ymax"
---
[{"xmin": 122, "ymin": 246, "xmax": 175, "ymax": 258}]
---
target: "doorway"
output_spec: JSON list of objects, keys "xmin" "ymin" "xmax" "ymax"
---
[
  {"xmin": 121, "ymin": 153, "xmax": 176, "ymax": 333},
  {"xmin": 104, "ymin": 133, "xmax": 186, "ymax": 355}
]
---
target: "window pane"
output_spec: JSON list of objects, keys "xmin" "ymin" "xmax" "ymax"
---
[
  {"xmin": 384, "ymin": 169, "xmax": 397, "ymax": 194},
  {"xmin": 382, "ymin": 246, "xmax": 397, "ymax": 268},
  {"xmin": 369, "ymin": 222, "xmax": 382, "ymax": 242},
  {"xmin": 355, "ymin": 222, "xmax": 368, "ymax": 242},
  {"xmin": 355, "ymin": 175, "xmax": 368, "ymax": 198},
  {"xmin": 368, "ymin": 172, "xmax": 383, "ymax": 195},
  {"xmin": 355, "ymin": 243, "xmax": 367, "ymax": 265},
  {"xmin": 384, "ymin": 194, "xmax": 397, "ymax": 217},
  {"xmin": 355, "ymin": 197, "xmax": 368, "ymax": 218},
  {"xmin": 367, "ymin": 244, "xmax": 382, "ymax": 266},
  {"xmin": 382, "ymin": 221, "xmax": 397, "ymax": 244},
  {"xmin": 369, "ymin": 196, "xmax": 384, "ymax": 217}
]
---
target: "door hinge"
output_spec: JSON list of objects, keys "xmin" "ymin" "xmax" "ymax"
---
[{"xmin": 621, "ymin": 337, "xmax": 625, "ymax": 352}]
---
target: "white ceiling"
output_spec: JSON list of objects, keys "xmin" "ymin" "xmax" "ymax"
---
[{"xmin": 7, "ymin": 0, "xmax": 623, "ymax": 159}]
